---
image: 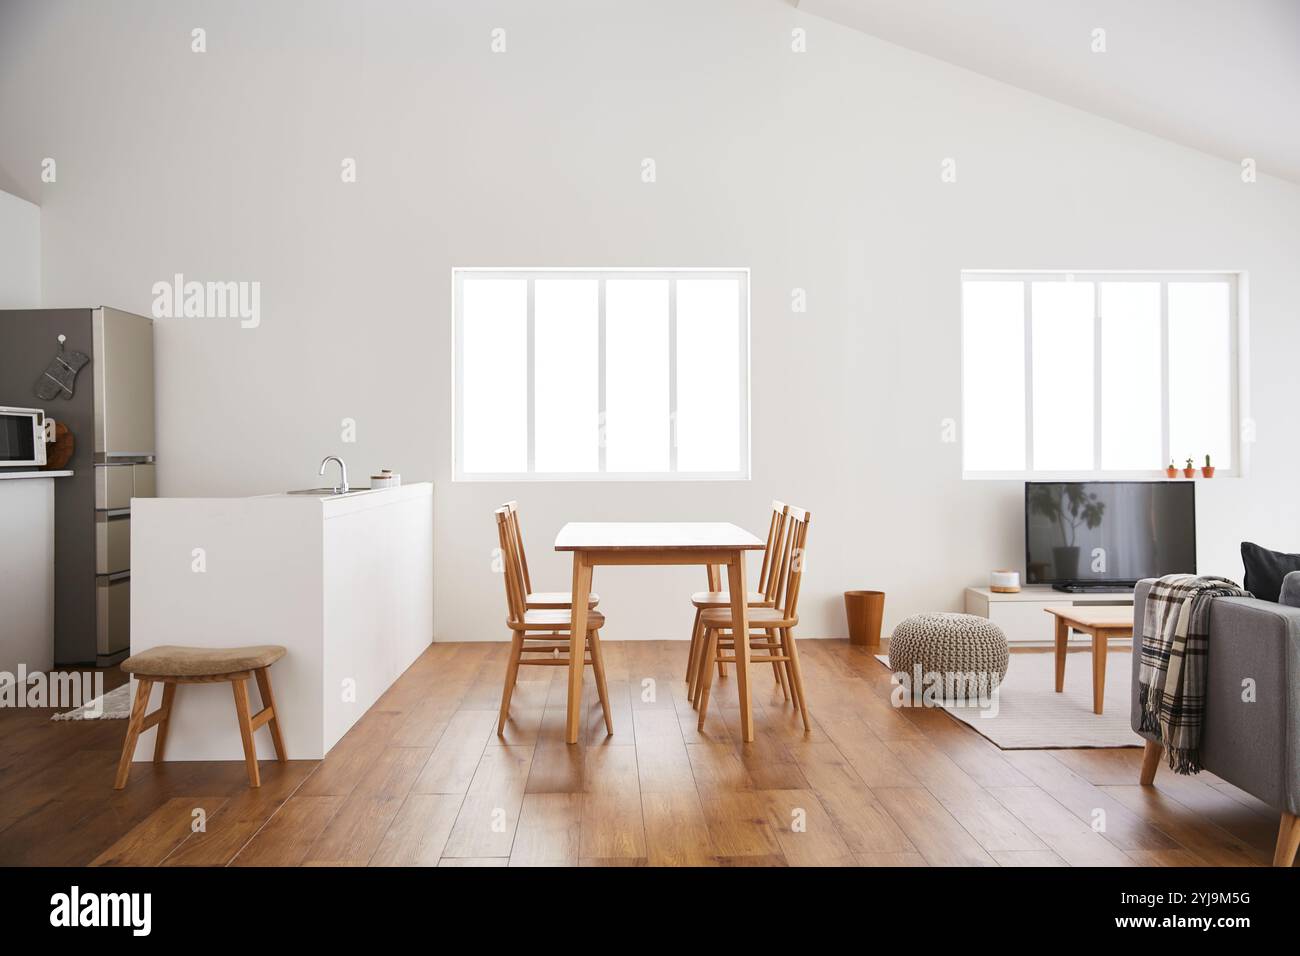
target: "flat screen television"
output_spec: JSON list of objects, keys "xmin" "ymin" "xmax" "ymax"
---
[{"xmin": 1024, "ymin": 481, "xmax": 1196, "ymax": 591}]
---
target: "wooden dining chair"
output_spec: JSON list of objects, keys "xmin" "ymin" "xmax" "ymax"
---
[
  {"xmin": 685, "ymin": 501, "xmax": 789, "ymax": 700},
  {"xmin": 694, "ymin": 505, "xmax": 812, "ymax": 732},
  {"xmin": 501, "ymin": 500, "xmax": 599, "ymax": 610},
  {"xmin": 494, "ymin": 507, "xmax": 613, "ymax": 737}
]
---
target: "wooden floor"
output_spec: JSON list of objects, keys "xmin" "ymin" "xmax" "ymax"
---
[{"xmin": 0, "ymin": 640, "xmax": 1283, "ymax": 867}]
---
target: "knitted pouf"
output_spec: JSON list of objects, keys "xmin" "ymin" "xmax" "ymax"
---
[{"xmin": 888, "ymin": 612, "xmax": 1009, "ymax": 697}]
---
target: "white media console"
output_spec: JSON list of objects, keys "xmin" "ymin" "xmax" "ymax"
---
[{"xmin": 964, "ymin": 585, "xmax": 1135, "ymax": 645}]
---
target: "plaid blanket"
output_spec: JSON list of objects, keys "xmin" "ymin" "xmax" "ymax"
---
[{"xmin": 1138, "ymin": 574, "xmax": 1249, "ymax": 774}]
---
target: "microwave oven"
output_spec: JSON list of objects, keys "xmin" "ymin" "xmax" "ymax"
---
[{"xmin": 0, "ymin": 406, "xmax": 50, "ymax": 467}]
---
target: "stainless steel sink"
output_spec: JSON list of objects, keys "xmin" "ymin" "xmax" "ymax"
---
[{"xmin": 285, "ymin": 487, "xmax": 373, "ymax": 498}]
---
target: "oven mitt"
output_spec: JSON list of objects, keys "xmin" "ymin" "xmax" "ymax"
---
[{"xmin": 34, "ymin": 340, "xmax": 90, "ymax": 401}]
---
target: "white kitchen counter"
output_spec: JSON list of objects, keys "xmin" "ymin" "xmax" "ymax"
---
[
  {"xmin": 0, "ymin": 470, "xmax": 73, "ymax": 681},
  {"xmin": 129, "ymin": 482, "xmax": 433, "ymax": 760}
]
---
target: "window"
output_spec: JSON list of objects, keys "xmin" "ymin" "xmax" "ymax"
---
[
  {"xmin": 961, "ymin": 272, "xmax": 1240, "ymax": 478},
  {"xmin": 454, "ymin": 269, "xmax": 750, "ymax": 480}
]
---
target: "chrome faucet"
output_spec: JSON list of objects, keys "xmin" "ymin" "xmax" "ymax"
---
[{"xmin": 319, "ymin": 456, "xmax": 349, "ymax": 495}]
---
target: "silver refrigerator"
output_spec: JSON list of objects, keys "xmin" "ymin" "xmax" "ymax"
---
[{"xmin": 0, "ymin": 306, "xmax": 156, "ymax": 665}]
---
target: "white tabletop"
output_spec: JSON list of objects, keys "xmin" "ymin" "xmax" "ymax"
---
[{"xmin": 555, "ymin": 521, "xmax": 764, "ymax": 552}]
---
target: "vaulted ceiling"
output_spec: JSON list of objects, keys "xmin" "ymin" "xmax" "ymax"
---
[{"xmin": 797, "ymin": 0, "xmax": 1300, "ymax": 183}]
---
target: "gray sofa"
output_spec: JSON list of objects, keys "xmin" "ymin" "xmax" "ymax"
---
[{"xmin": 1130, "ymin": 574, "xmax": 1300, "ymax": 866}]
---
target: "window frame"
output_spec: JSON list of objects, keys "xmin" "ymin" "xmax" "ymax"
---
[
  {"xmin": 453, "ymin": 267, "xmax": 751, "ymax": 482},
  {"xmin": 960, "ymin": 270, "xmax": 1243, "ymax": 480}
]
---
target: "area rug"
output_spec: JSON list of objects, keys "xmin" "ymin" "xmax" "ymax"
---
[
  {"xmin": 50, "ymin": 683, "xmax": 132, "ymax": 721},
  {"xmin": 874, "ymin": 650, "xmax": 1140, "ymax": 749}
]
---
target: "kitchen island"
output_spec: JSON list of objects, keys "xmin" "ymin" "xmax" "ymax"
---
[{"xmin": 128, "ymin": 482, "xmax": 433, "ymax": 761}]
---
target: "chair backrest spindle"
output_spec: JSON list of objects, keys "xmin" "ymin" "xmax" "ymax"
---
[
  {"xmin": 708, "ymin": 500, "xmax": 788, "ymax": 596},
  {"xmin": 774, "ymin": 506, "xmax": 810, "ymax": 618},
  {"xmin": 501, "ymin": 500, "xmax": 532, "ymax": 595},
  {"xmin": 758, "ymin": 501, "xmax": 790, "ymax": 601},
  {"xmin": 495, "ymin": 507, "xmax": 526, "ymax": 623}
]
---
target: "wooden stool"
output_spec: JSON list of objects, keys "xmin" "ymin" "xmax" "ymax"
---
[{"xmin": 114, "ymin": 644, "xmax": 288, "ymax": 789}]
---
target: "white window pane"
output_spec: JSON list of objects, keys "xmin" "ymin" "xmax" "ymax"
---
[
  {"xmin": 1031, "ymin": 281, "xmax": 1095, "ymax": 470},
  {"xmin": 606, "ymin": 279, "xmax": 669, "ymax": 472},
  {"xmin": 962, "ymin": 281, "xmax": 1025, "ymax": 471},
  {"xmin": 1169, "ymin": 282, "xmax": 1232, "ymax": 469},
  {"xmin": 1100, "ymin": 282, "xmax": 1161, "ymax": 470},
  {"xmin": 676, "ymin": 279, "xmax": 741, "ymax": 472},
  {"xmin": 461, "ymin": 278, "xmax": 526, "ymax": 473},
  {"xmin": 534, "ymin": 279, "xmax": 599, "ymax": 472}
]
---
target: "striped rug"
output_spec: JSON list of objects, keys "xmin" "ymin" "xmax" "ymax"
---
[{"xmin": 875, "ymin": 648, "xmax": 1141, "ymax": 749}]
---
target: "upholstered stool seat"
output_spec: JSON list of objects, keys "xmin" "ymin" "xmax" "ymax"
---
[
  {"xmin": 888, "ymin": 612, "xmax": 1009, "ymax": 698},
  {"xmin": 121, "ymin": 644, "xmax": 286, "ymax": 678},
  {"xmin": 114, "ymin": 644, "xmax": 288, "ymax": 790}
]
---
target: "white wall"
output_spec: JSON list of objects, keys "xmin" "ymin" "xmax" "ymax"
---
[
  {"xmin": 0, "ymin": 188, "xmax": 39, "ymax": 307},
  {"xmin": 2, "ymin": 0, "xmax": 1297, "ymax": 643}
]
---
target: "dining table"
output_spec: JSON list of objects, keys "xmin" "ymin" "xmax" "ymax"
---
[{"xmin": 554, "ymin": 521, "xmax": 767, "ymax": 745}]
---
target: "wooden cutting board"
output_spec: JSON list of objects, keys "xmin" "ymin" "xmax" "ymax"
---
[{"xmin": 42, "ymin": 421, "xmax": 74, "ymax": 470}]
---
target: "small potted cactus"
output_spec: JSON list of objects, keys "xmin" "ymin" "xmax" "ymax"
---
[
  {"xmin": 1182, "ymin": 457, "xmax": 1196, "ymax": 478},
  {"xmin": 1202, "ymin": 454, "xmax": 1215, "ymax": 478},
  {"xmin": 1166, "ymin": 461, "xmax": 1178, "ymax": 479}
]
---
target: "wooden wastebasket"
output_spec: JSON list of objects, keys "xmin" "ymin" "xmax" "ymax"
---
[{"xmin": 844, "ymin": 590, "xmax": 885, "ymax": 647}]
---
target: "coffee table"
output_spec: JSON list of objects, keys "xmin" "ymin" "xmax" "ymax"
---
[{"xmin": 1044, "ymin": 606, "xmax": 1134, "ymax": 715}]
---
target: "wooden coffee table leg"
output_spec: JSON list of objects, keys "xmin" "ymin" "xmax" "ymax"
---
[
  {"xmin": 1091, "ymin": 629, "xmax": 1108, "ymax": 715},
  {"xmin": 1053, "ymin": 617, "xmax": 1068, "ymax": 693}
]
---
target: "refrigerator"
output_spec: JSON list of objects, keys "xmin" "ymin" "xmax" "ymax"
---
[{"xmin": 0, "ymin": 307, "xmax": 156, "ymax": 665}]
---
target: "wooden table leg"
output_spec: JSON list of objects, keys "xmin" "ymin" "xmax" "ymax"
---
[
  {"xmin": 1053, "ymin": 616, "xmax": 1068, "ymax": 693},
  {"xmin": 1091, "ymin": 628, "xmax": 1108, "ymax": 715},
  {"xmin": 565, "ymin": 552, "xmax": 593, "ymax": 745},
  {"xmin": 726, "ymin": 551, "xmax": 753, "ymax": 743}
]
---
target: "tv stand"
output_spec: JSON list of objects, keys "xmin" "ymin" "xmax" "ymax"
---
[
  {"xmin": 965, "ymin": 585, "xmax": 1134, "ymax": 645},
  {"xmin": 1052, "ymin": 583, "xmax": 1136, "ymax": 594}
]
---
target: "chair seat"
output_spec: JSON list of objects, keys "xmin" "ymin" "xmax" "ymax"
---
[
  {"xmin": 526, "ymin": 591, "xmax": 600, "ymax": 609},
  {"xmin": 699, "ymin": 607, "xmax": 796, "ymax": 629},
  {"xmin": 121, "ymin": 644, "xmax": 286, "ymax": 678},
  {"xmin": 691, "ymin": 590, "xmax": 771, "ymax": 608},
  {"xmin": 513, "ymin": 608, "xmax": 606, "ymax": 631}
]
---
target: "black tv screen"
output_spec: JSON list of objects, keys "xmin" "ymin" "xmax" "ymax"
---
[{"xmin": 1025, "ymin": 481, "xmax": 1196, "ymax": 586}]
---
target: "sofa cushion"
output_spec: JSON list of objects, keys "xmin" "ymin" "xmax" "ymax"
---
[
  {"xmin": 1241, "ymin": 541, "xmax": 1300, "ymax": 603},
  {"xmin": 1280, "ymin": 571, "xmax": 1300, "ymax": 609}
]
